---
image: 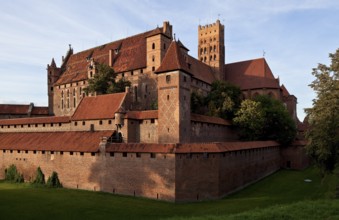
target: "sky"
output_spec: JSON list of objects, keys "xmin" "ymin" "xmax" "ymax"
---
[{"xmin": 0, "ymin": 0, "xmax": 339, "ymax": 120}]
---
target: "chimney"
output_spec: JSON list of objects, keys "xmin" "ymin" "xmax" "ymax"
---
[{"xmin": 163, "ymin": 21, "xmax": 172, "ymax": 37}]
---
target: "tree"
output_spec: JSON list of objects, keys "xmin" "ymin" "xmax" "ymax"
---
[
  {"xmin": 46, "ymin": 171, "xmax": 63, "ymax": 188},
  {"xmin": 305, "ymin": 49, "xmax": 339, "ymax": 173},
  {"xmin": 233, "ymin": 99, "xmax": 266, "ymax": 140},
  {"xmin": 191, "ymin": 90, "xmax": 205, "ymax": 114},
  {"xmin": 32, "ymin": 167, "xmax": 45, "ymax": 185},
  {"xmin": 233, "ymin": 95, "xmax": 296, "ymax": 145},
  {"xmin": 205, "ymin": 81, "xmax": 242, "ymax": 119},
  {"xmin": 84, "ymin": 63, "xmax": 131, "ymax": 95}
]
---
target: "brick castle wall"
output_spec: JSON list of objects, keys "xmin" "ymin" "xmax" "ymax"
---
[{"xmin": 0, "ymin": 143, "xmax": 282, "ymax": 202}]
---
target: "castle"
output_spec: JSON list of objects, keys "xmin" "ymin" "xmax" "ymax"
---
[{"xmin": 0, "ymin": 20, "xmax": 308, "ymax": 202}]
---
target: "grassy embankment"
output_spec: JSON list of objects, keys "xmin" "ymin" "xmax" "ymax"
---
[{"xmin": 0, "ymin": 166, "xmax": 338, "ymax": 219}]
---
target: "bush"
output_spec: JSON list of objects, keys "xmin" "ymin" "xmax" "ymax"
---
[
  {"xmin": 5, "ymin": 164, "xmax": 24, "ymax": 183},
  {"xmin": 46, "ymin": 171, "xmax": 62, "ymax": 188},
  {"xmin": 32, "ymin": 167, "xmax": 45, "ymax": 185}
]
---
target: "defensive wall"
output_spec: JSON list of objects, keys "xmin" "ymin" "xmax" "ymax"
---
[{"xmin": 0, "ymin": 135, "xmax": 286, "ymax": 202}]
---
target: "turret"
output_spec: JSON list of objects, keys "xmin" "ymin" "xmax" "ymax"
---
[{"xmin": 47, "ymin": 58, "xmax": 61, "ymax": 115}]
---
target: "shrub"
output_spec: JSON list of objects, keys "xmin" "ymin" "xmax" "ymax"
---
[
  {"xmin": 32, "ymin": 167, "xmax": 45, "ymax": 185},
  {"xmin": 46, "ymin": 171, "xmax": 62, "ymax": 188},
  {"xmin": 5, "ymin": 164, "xmax": 24, "ymax": 183}
]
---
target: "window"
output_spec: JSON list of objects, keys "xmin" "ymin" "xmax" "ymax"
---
[
  {"xmin": 59, "ymin": 123, "xmax": 62, "ymax": 127},
  {"xmin": 42, "ymin": 151, "xmax": 45, "ymax": 154},
  {"xmin": 74, "ymin": 122, "xmax": 78, "ymax": 126},
  {"xmin": 108, "ymin": 120, "xmax": 112, "ymax": 125},
  {"xmin": 18, "ymin": 150, "xmax": 20, "ymax": 153},
  {"xmin": 35, "ymin": 124, "xmax": 38, "ymax": 127},
  {"xmin": 51, "ymin": 123, "xmax": 54, "ymax": 127},
  {"xmin": 80, "ymin": 152, "xmax": 84, "ymax": 156},
  {"xmin": 150, "ymin": 153, "xmax": 156, "ymax": 158},
  {"xmin": 166, "ymin": 75, "xmax": 171, "ymax": 83},
  {"xmin": 73, "ymin": 97, "xmax": 76, "ymax": 108},
  {"xmin": 131, "ymin": 71, "xmax": 134, "ymax": 76},
  {"xmin": 61, "ymin": 99, "xmax": 64, "ymax": 109},
  {"xmin": 152, "ymin": 66, "xmax": 155, "ymax": 71},
  {"xmin": 151, "ymin": 119, "xmax": 155, "ymax": 124},
  {"xmin": 152, "ymin": 55, "xmax": 155, "ymax": 62},
  {"xmin": 60, "ymin": 151, "xmax": 64, "ymax": 155},
  {"xmin": 152, "ymin": 43, "xmax": 155, "ymax": 50},
  {"xmin": 28, "ymin": 124, "xmax": 31, "ymax": 128},
  {"xmin": 163, "ymin": 43, "xmax": 166, "ymax": 49},
  {"xmin": 91, "ymin": 152, "xmax": 96, "ymax": 156},
  {"xmin": 122, "ymin": 152, "xmax": 127, "ymax": 157},
  {"xmin": 33, "ymin": 150, "xmax": 36, "ymax": 154},
  {"xmin": 140, "ymin": 69, "xmax": 143, "ymax": 74},
  {"xmin": 70, "ymin": 152, "xmax": 74, "ymax": 155},
  {"xmin": 214, "ymin": 45, "xmax": 216, "ymax": 52},
  {"xmin": 25, "ymin": 150, "xmax": 28, "ymax": 154},
  {"xmin": 110, "ymin": 152, "xmax": 114, "ymax": 157},
  {"xmin": 214, "ymin": 55, "xmax": 216, "ymax": 61},
  {"xmin": 43, "ymin": 123, "xmax": 45, "ymax": 127},
  {"xmin": 82, "ymin": 121, "xmax": 86, "ymax": 126},
  {"xmin": 10, "ymin": 150, "xmax": 13, "ymax": 153},
  {"xmin": 99, "ymin": 120, "xmax": 103, "ymax": 125},
  {"xmin": 167, "ymin": 95, "xmax": 170, "ymax": 100},
  {"xmin": 51, "ymin": 87, "xmax": 53, "ymax": 91},
  {"xmin": 136, "ymin": 152, "xmax": 141, "ymax": 158},
  {"xmin": 51, "ymin": 151, "xmax": 54, "ymax": 154}
]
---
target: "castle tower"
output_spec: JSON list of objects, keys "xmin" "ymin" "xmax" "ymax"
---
[
  {"xmin": 155, "ymin": 41, "xmax": 191, "ymax": 143},
  {"xmin": 146, "ymin": 21, "xmax": 173, "ymax": 73},
  {"xmin": 47, "ymin": 58, "xmax": 61, "ymax": 115},
  {"xmin": 198, "ymin": 19, "xmax": 225, "ymax": 80}
]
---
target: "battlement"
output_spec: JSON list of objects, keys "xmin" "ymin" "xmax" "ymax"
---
[{"xmin": 198, "ymin": 19, "xmax": 222, "ymax": 30}]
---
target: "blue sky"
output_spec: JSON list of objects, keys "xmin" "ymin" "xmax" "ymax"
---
[{"xmin": 1, "ymin": 0, "xmax": 338, "ymax": 120}]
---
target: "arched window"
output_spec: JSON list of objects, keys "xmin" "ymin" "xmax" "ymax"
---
[
  {"xmin": 214, "ymin": 45, "xmax": 216, "ymax": 52},
  {"xmin": 204, "ymin": 57, "xmax": 207, "ymax": 62},
  {"xmin": 73, "ymin": 88, "xmax": 75, "ymax": 97},
  {"xmin": 204, "ymin": 47, "xmax": 206, "ymax": 54},
  {"xmin": 200, "ymin": 48, "xmax": 203, "ymax": 54},
  {"xmin": 73, "ymin": 97, "xmax": 76, "ymax": 108},
  {"xmin": 214, "ymin": 55, "xmax": 216, "ymax": 61},
  {"xmin": 210, "ymin": 46, "xmax": 212, "ymax": 52},
  {"xmin": 67, "ymin": 90, "xmax": 69, "ymax": 97},
  {"xmin": 152, "ymin": 55, "xmax": 155, "ymax": 62},
  {"xmin": 152, "ymin": 43, "xmax": 155, "ymax": 50},
  {"xmin": 210, "ymin": 56, "xmax": 212, "ymax": 61},
  {"xmin": 61, "ymin": 91, "xmax": 64, "ymax": 98},
  {"xmin": 163, "ymin": 43, "xmax": 166, "ymax": 49}
]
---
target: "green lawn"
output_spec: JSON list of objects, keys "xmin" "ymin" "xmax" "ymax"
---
[{"xmin": 0, "ymin": 166, "xmax": 337, "ymax": 219}]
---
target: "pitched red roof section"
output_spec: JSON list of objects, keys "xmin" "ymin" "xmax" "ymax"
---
[
  {"xmin": 125, "ymin": 110, "xmax": 158, "ymax": 120},
  {"xmin": 191, "ymin": 114, "xmax": 231, "ymax": 126},
  {"xmin": 0, "ymin": 116, "xmax": 70, "ymax": 125},
  {"xmin": 156, "ymin": 40, "xmax": 215, "ymax": 84},
  {"xmin": 106, "ymin": 141, "xmax": 280, "ymax": 153},
  {"xmin": 55, "ymin": 27, "xmax": 167, "ymax": 85},
  {"xmin": 72, "ymin": 93, "xmax": 126, "ymax": 121},
  {"xmin": 31, "ymin": 106, "xmax": 49, "ymax": 115},
  {"xmin": 280, "ymin": 84, "xmax": 290, "ymax": 97},
  {"xmin": 155, "ymin": 41, "xmax": 191, "ymax": 74},
  {"xmin": 0, "ymin": 131, "xmax": 113, "ymax": 152},
  {"xmin": 225, "ymin": 58, "xmax": 280, "ymax": 90},
  {"xmin": 0, "ymin": 104, "xmax": 29, "ymax": 115}
]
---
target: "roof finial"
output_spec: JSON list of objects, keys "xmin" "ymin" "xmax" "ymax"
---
[
  {"xmin": 263, "ymin": 50, "xmax": 266, "ymax": 57},
  {"xmin": 174, "ymin": 33, "xmax": 176, "ymax": 41}
]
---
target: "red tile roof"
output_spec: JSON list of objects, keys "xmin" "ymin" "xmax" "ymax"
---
[
  {"xmin": 106, "ymin": 141, "xmax": 280, "ymax": 153},
  {"xmin": 156, "ymin": 41, "xmax": 191, "ymax": 74},
  {"xmin": 125, "ymin": 110, "xmax": 158, "ymax": 120},
  {"xmin": 156, "ymin": 40, "xmax": 215, "ymax": 84},
  {"xmin": 0, "ymin": 104, "xmax": 29, "ymax": 115},
  {"xmin": 225, "ymin": 58, "xmax": 280, "ymax": 90},
  {"xmin": 0, "ymin": 131, "xmax": 113, "ymax": 152},
  {"xmin": 191, "ymin": 114, "xmax": 231, "ymax": 125},
  {"xmin": 0, "ymin": 116, "xmax": 70, "ymax": 125},
  {"xmin": 72, "ymin": 93, "xmax": 126, "ymax": 121},
  {"xmin": 280, "ymin": 84, "xmax": 290, "ymax": 97},
  {"xmin": 55, "ymin": 27, "xmax": 168, "ymax": 85}
]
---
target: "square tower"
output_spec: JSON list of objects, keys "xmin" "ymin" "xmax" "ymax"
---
[{"xmin": 198, "ymin": 20, "xmax": 225, "ymax": 80}]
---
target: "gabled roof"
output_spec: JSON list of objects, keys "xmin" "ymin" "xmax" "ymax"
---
[
  {"xmin": 281, "ymin": 84, "xmax": 290, "ymax": 97},
  {"xmin": 225, "ymin": 58, "xmax": 280, "ymax": 90},
  {"xmin": 55, "ymin": 27, "xmax": 167, "ymax": 85},
  {"xmin": 0, "ymin": 131, "xmax": 113, "ymax": 152},
  {"xmin": 156, "ymin": 40, "xmax": 216, "ymax": 84},
  {"xmin": 72, "ymin": 93, "xmax": 126, "ymax": 121},
  {"xmin": 155, "ymin": 41, "xmax": 191, "ymax": 74}
]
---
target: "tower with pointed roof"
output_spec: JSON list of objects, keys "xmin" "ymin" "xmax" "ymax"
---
[
  {"xmin": 47, "ymin": 58, "xmax": 61, "ymax": 115},
  {"xmin": 155, "ymin": 40, "xmax": 191, "ymax": 143},
  {"xmin": 198, "ymin": 19, "xmax": 225, "ymax": 80}
]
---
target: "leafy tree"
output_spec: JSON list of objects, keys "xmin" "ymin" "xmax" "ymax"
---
[
  {"xmin": 233, "ymin": 99, "xmax": 266, "ymax": 140},
  {"xmin": 84, "ymin": 63, "xmax": 131, "ymax": 95},
  {"xmin": 46, "ymin": 171, "xmax": 63, "ymax": 188},
  {"xmin": 32, "ymin": 167, "xmax": 45, "ymax": 185},
  {"xmin": 234, "ymin": 95, "xmax": 296, "ymax": 145},
  {"xmin": 205, "ymin": 81, "xmax": 242, "ymax": 119},
  {"xmin": 191, "ymin": 91, "xmax": 205, "ymax": 114},
  {"xmin": 254, "ymin": 95, "xmax": 296, "ymax": 145},
  {"xmin": 305, "ymin": 49, "xmax": 339, "ymax": 173}
]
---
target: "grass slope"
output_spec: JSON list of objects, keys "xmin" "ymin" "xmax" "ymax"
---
[{"xmin": 0, "ymin": 167, "xmax": 337, "ymax": 219}]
